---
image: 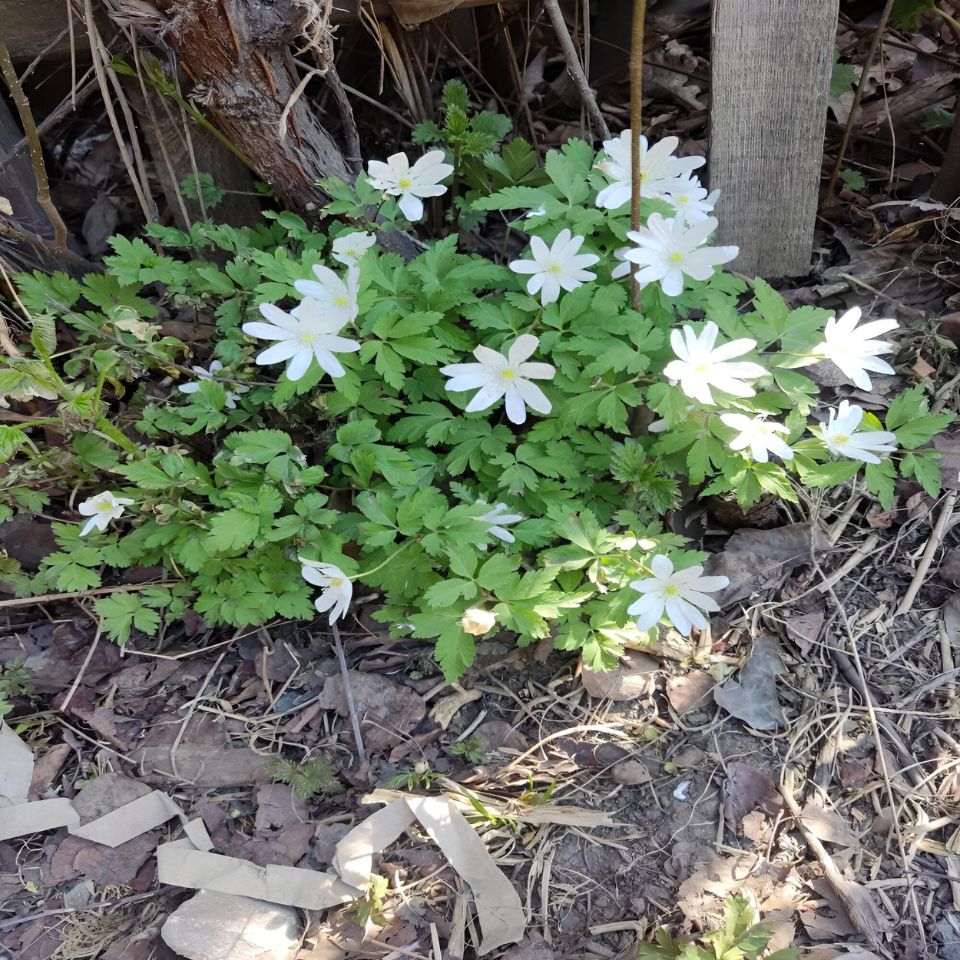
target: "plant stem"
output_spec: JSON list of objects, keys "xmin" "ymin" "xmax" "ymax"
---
[
  {"xmin": 0, "ymin": 33, "xmax": 68, "ymax": 252},
  {"xmin": 355, "ymin": 539, "xmax": 415, "ymax": 579},
  {"xmin": 542, "ymin": 0, "xmax": 610, "ymax": 140},
  {"xmin": 824, "ymin": 0, "xmax": 896, "ymax": 205},
  {"xmin": 629, "ymin": 0, "xmax": 647, "ymax": 311}
]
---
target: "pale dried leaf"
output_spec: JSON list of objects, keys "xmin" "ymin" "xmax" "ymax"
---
[
  {"xmin": 581, "ymin": 650, "xmax": 658, "ymax": 701},
  {"xmin": 430, "ymin": 687, "xmax": 481, "ymax": 730},
  {"xmin": 0, "ymin": 196, "xmax": 12, "ymax": 216}
]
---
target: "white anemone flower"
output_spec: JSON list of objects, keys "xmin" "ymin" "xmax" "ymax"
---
[
  {"xmin": 508, "ymin": 229, "xmax": 599, "ymax": 305},
  {"xmin": 293, "ymin": 265, "xmax": 359, "ymax": 326},
  {"xmin": 177, "ymin": 359, "xmax": 248, "ymax": 409},
  {"xmin": 242, "ymin": 299, "xmax": 360, "ymax": 382},
  {"xmin": 365, "ymin": 150, "xmax": 454, "ymax": 222},
  {"xmin": 595, "ymin": 130, "xmax": 706, "ymax": 209},
  {"xmin": 479, "ymin": 502, "xmax": 524, "ymax": 545},
  {"xmin": 623, "ymin": 214, "xmax": 739, "ymax": 297},
  {"xmin": 720, "ymin": 413, "xmax": 794, "ymax": 463},
  {"xmin": 461, "ymin": 608, "xmax": 497, "ymax": 636},
  {"xmin": 331, "ymin": 231, "xmax": 376, "ymax": 268},
  {"xmin": 628, "ymin": 554, "xmax": 729, "ymax": 636},
  {"xmin": 811, "ymin": 307, "xmax": 899, "ymax": 390},
  {"xmin": 664, "ymin": 323, "xmax": 766, "ymax": 405},
  {"xmin": 440, "ymin": 334, "xmax": 555, "ymax": 425},
  {"xmin": 663, "ymin": 174, "xmax": 719, "ymax": 225},
  {"xmin": 820, "ymin": 400, "xmax": 898, "ymax": 464},
  {"xmin": 78, "ymin": 491, "xmax": 134, "ymax": 537},
  {"xmin": 299, "ymin": 558, "xmax": 353, "ymax": 624}
]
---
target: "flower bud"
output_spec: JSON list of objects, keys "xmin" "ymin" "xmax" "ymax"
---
[{"xmin": 461, "ymin": 608, "xmax": 496, "ymax": 636}]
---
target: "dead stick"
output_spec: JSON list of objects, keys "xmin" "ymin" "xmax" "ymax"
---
[
  {"xmin": 780, "ymin": 771, "xmax": 885, "ymax": 945},
  {"xmin": 542, "ymin": 0, "xmax": 609, "ymax": 140},
  {"xmin": 331, "ymin": 620, "xmax": 367, "ymax": 766},
  {"xmin": 0, "ymin": 581, "xmax": 179, "ymax": 608},
  {"xmin": 0, "ymin": 34, "xmax": 69, "ymax": 252},
  {"xmin": 824, "ymin": 0, "xmax": 896, "ymax": 205},
  {"xmin": 895, "ymin": 489, "xmax": 958, "ymax": 616},
  {"xmin": 59, "ymin": 619, "xmax": 103, "ymax": 712},
  {"xmin": 629, "ymin": 0, "xmax": 646, "ymax": 310}
]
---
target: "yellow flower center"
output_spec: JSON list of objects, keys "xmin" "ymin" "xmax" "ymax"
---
[
  {"xmin": 832, "ymin": 433, "xmax": 849, "ymax": 444},
  {"xmin": 398, "ymin": 177, "xmax": 413, "ymax": 190},
  {"xmin": 693, "ymin": 361, "xmax": 710, "ymax": 374},
  {"xmin": 639, "ymin": 171, "xmax": 648, "ymax": 182},
  {"xmin": 97, "ymin": 501, "xmax": 113, "ymax": 512},
  {"xmin": 297, "ymin": 331, "xmax": 315, "ymax": 346},
  {"xmin": 331, "ymin": 578, "xmax": 343, "ymax": 587},
  {"xmin": 677, "ymin": 195, "xmax": 688, "ymax": 204},
  {"xmin": 500, "ymin": 369, "xmax": 516, "ymax": 380},
  {"xmin": 334, "ymin": 295, "xmax": 349, "ymax": 307},
  {"xmin": 665, "ymin": 584, "xmax": 680, "ymax": 596},
  {"xmin": 669, "ymin": 251, "xmax": 684, "ymax": 263},
  {"xmin": 548, "ymin": 263, "xmax": 563, "ymax": 274}
]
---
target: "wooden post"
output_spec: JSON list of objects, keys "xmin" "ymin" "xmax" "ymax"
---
[{"xmin": 709, "ymin": 0, "xmax": 839, "ymax": 277}]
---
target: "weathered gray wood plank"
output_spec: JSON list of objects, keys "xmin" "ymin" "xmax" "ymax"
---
[{"xmin": 709, "ymin": 0, "xmax": 839, "ymax": 277}]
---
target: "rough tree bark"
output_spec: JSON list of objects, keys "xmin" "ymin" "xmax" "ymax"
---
[{"xmin": 161, "ymin": 0, "xmax": 351, "ymax": 210}]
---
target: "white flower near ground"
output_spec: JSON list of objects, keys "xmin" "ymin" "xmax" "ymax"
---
[
  {"xmin": 525, "ymin": 205, "xmax": 546, "ymax": 219},
  {"xmin": 177, "ymin": 359, "xmax": 248, "ymax": 409},
  {"xmin": 293, "ymin": 264, "xmax": 359, "ymax": 326},
  {"xmin": 508, "ymin": 229, "xmax": 599, "ymax": 305},
  {"xmin": 663, "ymin": 174, "xmax": 719, "ymax": 225},
  {"xmin": 78, "ymin": 491, "xmax": 134, "ymax": 537},
  {"xmin": 820, "ymin": 400, "xmax": 898, "ymax": 464},
  {"xmin": 594, "ymin": 130, "xmax": 706, "ymax": 209},
  {"xmin": 331, "ymin": 231, "xmax": 376, "ymax": 268},
  {"xmin": 365, "ymin": 150, "xmax": 454, "ymax": 222},
  {"xmin": 461, "ymin": 608, "xmax": 497, "ymax": 636},
  {"xmin": 299, "ymin": 558, "xmax": 353, "ymax": 624},
  {"xmin": 664, "ymin": 322, "xmax": 766, "ymax": 405},
  {"xmin": 811, "ymin": 307, "xmax": 899, "ymax": 390},
  {"xmin": 479, "ymin": 502, "xmax": 524, "ymax": 544},
  {"xmin": 628, "ymin": 554, "xmax": 729, "ymax": 636},
  {"xmin": 440, "ymin": 333, "xmax": 555, "ymax": 425},
  {"xmin": 720, "ymin": 413, "xmax": 794, "ymax": 463},
  {"xmin": 622, "ymin": 214, "xmax": 738, "ymax": 297},
  {"xmin": 242, "ymin": 299, "xmax": 360, "ymax": 382}
]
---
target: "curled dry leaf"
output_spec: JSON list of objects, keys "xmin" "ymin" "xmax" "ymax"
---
[
  {"xmin": 722, "ymin": 762, "xmax": 782, "ymax": 832},
  {"xmin": 666, "ymin": 669, "xmax": 715, "ymax": 715},
  {"xmin": 705, "ymin": 523, "xmax": 828, "ymax": 608}
]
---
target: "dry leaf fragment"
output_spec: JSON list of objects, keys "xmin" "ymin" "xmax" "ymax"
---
[
  {"xmin": 430, "ymin": 686, "xmax": 481, "ymax": 730},
  {"xmin": 800, "ymin": 798, "xmax": 859, "ymax": 847},
  {"xmin": 581, "ymin": 649, "xmax": 658, "ymax": 701},
  {"xmin": 611, "ymin": 759, "xmax": 651, "ymax": 786},
  {"xmin": 722, "ymin": 763, "xmax": 782, "ymax": 831},
  {"xmin": 784, "ymin": 610, "xmax": 825, "ymax": 656},
  {"xmin": 705, "ymin": 523, "xmax": 827, "ymax": 607},
  {"xmin": 161, "ymin": 890, "xmax": 302, "ymax": 960},
  {"xmin": 713, "ymin": 635, "xmax": 786, "ymax": 731},
  {"xmin": 0, "ymin": 721, "xmax": 34, "ymax": 803},
  {"xmin": 666, "ymin": 669, "xmax": 715, "ymax": 714},
  {"xmin": 0, "ymin": 196, "xmax": 12, "ymax": 216}
]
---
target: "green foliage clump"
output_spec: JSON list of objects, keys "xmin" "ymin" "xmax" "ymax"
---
[
  {"xmin": 266, "ymin": 756, "xmax": 344, "ymax": 800},
  {"xmin": 0, "ymin": 94, "xmax": 952, "ymax": 681}
]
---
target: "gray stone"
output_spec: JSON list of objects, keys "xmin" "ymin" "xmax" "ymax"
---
[{"xmin": 161, "ymin": 891, "xmax": 301, "ymax": 960}]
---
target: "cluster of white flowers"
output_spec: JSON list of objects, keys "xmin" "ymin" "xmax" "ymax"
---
[
  {"xmin": 79, "ymin": 143, "xmax": 906, "ymax": 648},
  {"xmin": 664, "ymin": 309, "xmax": 900, "ymax": 465},
  {"xmin": 240, "ymin": 234, "xmax": 372, "ymax": 383}
]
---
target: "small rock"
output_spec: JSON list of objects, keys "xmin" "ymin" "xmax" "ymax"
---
[
  {"xmin": 161, "ymin": 891, "xmax": 302, "ymax": 960},
  {"xmin": 612, "ymin": 759, "xmax": 651, "ymax": 786}
]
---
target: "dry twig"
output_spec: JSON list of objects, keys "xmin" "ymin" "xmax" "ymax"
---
[
  {"xmin": 331, "ymin": 621, "xmax": 367, "ymax": 766},
  {"xmin": 542, "ymin": 0, "xmax": 610, "ymax": 140},
  {"xmin": 895, "ymin": 490, "xmax": 958, "ymax": 616}
]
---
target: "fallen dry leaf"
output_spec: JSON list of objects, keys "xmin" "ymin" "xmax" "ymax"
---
[
  {"xmin": 785, "ymin": 610, "xmax": 825, "ymax": 656},
  {"xmin": 800, "ymin": 797, "xmax": 859, "ymax": 847},
  {"xmin": 713, "ymin": 635, "xmax": 786, "ymax": 731},
  {"xmin": 935, "ymin": 433, "xmax": 960, "ymax": 491},
  {"xmin": 705, "ymin": 523, "xmax": 828, "ymax": 608},
  {"xmin": 472, "ymin": 719, "xmax": 527, "ymax": 754},
  {"xmin": 938, "ymin": 549, "xmax": 960, "ymax": 586},
  {"xmin": 318, "ymin": 670, "xmax": 426, "ymax": 754},
  {"xmin": 430, "ymin": 686, "xmax": 481, "ymax": 730},
  {"xmin": 161, "ymin": 890, "xmax": 303, "ymax": 960},
  {"xmin": 612, "ymin": 759, "xmax": 651, "ymax": 786},
  {"xmin": 722, "ymin": 763, "xmax": 782, "ymax": 832},
  {"xmin": 581, "ymin": 649, "xmax": 658, "ymax": 701},
  {"xmin": 666, "ymin": 669, "xmax": 715, "ymax": 714},
  {"xmin": 0, "ymin": 196, "xmax": 12, "ymax": 216}
]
